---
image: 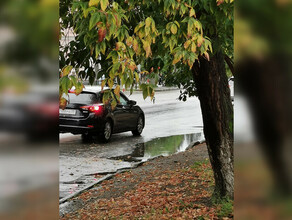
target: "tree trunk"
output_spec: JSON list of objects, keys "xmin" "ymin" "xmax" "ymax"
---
[{"xmin": 192, "ymin": 52, "xmax": 234, "ymax": 199}]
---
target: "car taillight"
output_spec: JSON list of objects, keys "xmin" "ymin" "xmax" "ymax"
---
[{"xmin": 81, "ymin": 105, "xmax": 102, "ymax": 113}]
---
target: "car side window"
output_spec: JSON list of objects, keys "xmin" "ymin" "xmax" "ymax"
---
[{"xmin": 119, "ymin": 95, "xmax": 128, "ymax": 106}]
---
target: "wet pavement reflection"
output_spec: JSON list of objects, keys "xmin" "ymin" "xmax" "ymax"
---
[{"xmin": 109, "ymin": 133, "xmax": 204, "ymax": 162}]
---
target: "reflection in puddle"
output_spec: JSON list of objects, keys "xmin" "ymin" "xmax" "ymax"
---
[{"xmin": 110, "ymin": 133, "xmax": 204, "ymax": 162}]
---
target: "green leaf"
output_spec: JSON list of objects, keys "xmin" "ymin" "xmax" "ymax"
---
[
  {"xmin": 75, "ymin": 81, "xmax": 84, "ymax": 95},
  {"xmin": 112, "ymin": 2, "xmax": 119, "ymax": 10},
  {"xmin": 60, "ymin": 76, "xmax": 71, "ymax": 93},
  {"xmin": 95, "ymin": 44, "xmax": 100, "ymax": 58},
  {"xmin": 100, "ymin": 0, "xmax": 109, "ymax": 11},
  {"xmin": 69, "ymin": 75, "xmax": 78, "ymax": 86},
  {"xmin": 102, "ymin": 90, "xmax": 110, "ymax": 104},
  {"xmin": 89, "ymin": 13, "xmax": 100, "ymax": 30},
  {"xmin": 100, "ymin": 41, "xmax": 106, "ymax": 55},
  {"xmin": 62, "ymin": 65, "xmax": 73, "ymax": 77},
  {"xmin": 89, "ymin": 75, "xmax": 95, "ymax": 85},
  {"xmin": 125, "ymin": 77, "xmax": 132, "ymax": 89},
  {"xmin": 169, "ymin": 40, "xmax": 174, "ymax": 53},
  {"xmin": 142, "ymin": 86, "xmax": 148, "ymax": 100}
]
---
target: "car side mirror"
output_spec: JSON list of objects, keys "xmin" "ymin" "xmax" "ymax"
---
[{"xmin": 128, "ymin": 100, "xmax": 136, "ymax": 106}]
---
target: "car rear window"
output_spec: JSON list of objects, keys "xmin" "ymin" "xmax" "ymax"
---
[{"xmin": 68, "ymin": 92, "xmax": 99, "ymax": 104}]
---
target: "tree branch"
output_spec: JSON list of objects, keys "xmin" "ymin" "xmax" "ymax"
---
[{"xmin": 224, "ymin": 55, "xmax": 234, "ymax": 76}]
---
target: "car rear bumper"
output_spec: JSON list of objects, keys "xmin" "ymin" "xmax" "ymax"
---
[
  {"xmin": 59, "ymin": 125, "xmax": 95, "ymax": 134},
  {"xmin": 59, "ymin": 114, "xmax": 105, "ymax": 134}
]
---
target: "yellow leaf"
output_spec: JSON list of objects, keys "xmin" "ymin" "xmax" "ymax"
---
[
  {"xmin": 189, "ymin": 8, "xmax": 196, "ymax": 17},
  {"xmin": 172, "ymin": 54, "xmax": 182, "ymax": 65},
  {"xmin": 134, "ymin": 22, "xmax": 144, "ymax": 33},
  {"xmin": 204, "ymin": 52, "xmax": 210, "ymax": 61},
  {"xmin": 126, "ymin": 36, "xmax": 133, "ymax": 46},
  {"xmin": 133, "ymin": 38, "xmax": 139, "ymax": 54},
  {"xmin": 143, "ymin": 40, "xmax": 152, "ymax": 58},
  {"xmin": 187, "ymin": 59, "xmax": 193, "ymax": 69},
  {"xmin": 151, "ymin": 20, "xmax": 156, "ymax": 32},
  {"xmin": 100, "ymin": 0, "xmax": 108, "ymax": 11},
  {"xmin": 184, "ymin": 40, "xmax": 191, "ymax": 49},
  {"xmin": 101, "ymin": 79, "xmax": 107, "ymax": 90},
  {"xmin": 108, "ymin": 78, "xmax": 114, "ymax": 88},
  {"xmin": 145, "ymin": 26, "xmax": 150, "ymax": 36},
  {"xmin": 170, "ymin": 24, "xmax": 177, "ymax": 35},
  {"xmin": 135, "ymin": 72, "xmax": 139, "ymax": 83},
  {"xmin": 145, "ymin": 17, "xmax": 152, "ymax": 27},
  {"xmin": 59, "ymin": 97, "xmax": 67, "ymax": 110},
  {"xmin": 191, "ymin": 42, "xmax": 197, "ymax": 53},
  {"xmin": 197, "ymin": 35, "xmax": 204, "ymax": 47},
  {"xmin": 128, "ymin": 61, "xmax": 136, "ymax": 71},
  {"xmin": 114, "ymin": 85, "xmax": 120, "ymax": 97},
  {"xmin": 89, "ymin": 0, "xmax": 100, "ymax": 7}
]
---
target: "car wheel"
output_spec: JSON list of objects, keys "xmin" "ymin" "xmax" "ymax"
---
[
  {"xmin": 132, "ymin": 116, "xmax": 144, "ymax": 136},
  {"xmin": 100, "ymin": 120, "xmax": 112, "ymax": 142},
  {"xmin": 81, "ymin": 133, "xmax": 93, "ymax": 142}
]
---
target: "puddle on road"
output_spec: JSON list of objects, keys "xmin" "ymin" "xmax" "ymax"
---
[{"xmin": 110, "ymin": 133, "xmax": 204, "ymax": 162}]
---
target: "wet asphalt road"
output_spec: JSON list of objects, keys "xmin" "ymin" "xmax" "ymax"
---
[{"xmin": 59, "ymin": 89, "xmax": 204, "ymax": 199}]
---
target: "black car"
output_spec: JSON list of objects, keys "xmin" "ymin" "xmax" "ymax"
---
[{"xmin": 59, "ymin": 88, "xmax": 145, "ymax": 142}]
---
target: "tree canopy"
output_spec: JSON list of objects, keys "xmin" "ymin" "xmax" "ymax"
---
[{"xmin": 59, "ymin": 0, "xmax": 233, "ymax": 107}]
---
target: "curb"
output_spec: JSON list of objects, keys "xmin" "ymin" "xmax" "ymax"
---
[{"xmin": 186, "ymin": 139, "xmax": 206, "ymax": 151}]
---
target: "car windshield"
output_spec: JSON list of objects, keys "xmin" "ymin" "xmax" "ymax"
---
[{"xmin": 68, "ymin": 93, "xmax": 99, "ymax": 104}]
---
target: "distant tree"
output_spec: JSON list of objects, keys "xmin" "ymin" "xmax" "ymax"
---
[{"xmin": 59, "ymin": 0, "xmax": 234, "ymax": 199}]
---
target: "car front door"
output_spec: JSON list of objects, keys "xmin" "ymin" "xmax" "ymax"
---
[{"xmin": 113, "ymin": 93, "xmax": 137, "ymax": 132}]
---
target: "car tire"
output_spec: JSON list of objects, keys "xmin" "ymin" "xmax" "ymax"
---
[
  {"xmin": 99, "ymin": 120, "xmax": 112, "ymax": 142},
  {"xmin": 81, "ymin": 133, "xmax": 93, "ymax": 142},
  {"xmin": 132, "ymin": 115, "xmax": 144, "ymax": 136}
]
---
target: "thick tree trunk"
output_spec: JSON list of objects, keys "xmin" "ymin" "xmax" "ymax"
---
[{"xmin": 192, "ymin": 52, "xmax": 234, "ymax": 199}]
